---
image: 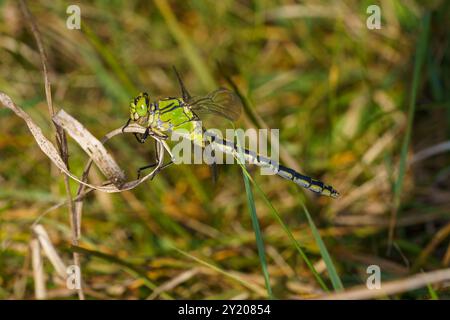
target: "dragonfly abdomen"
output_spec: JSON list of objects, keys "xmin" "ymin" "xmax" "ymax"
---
[
  {"xmin": 206, "ymin": 134, "xmax": 339, "ymax": 198},
  {"xmin": 276, "ymin": 165, "xmax": 340, "ymax": 198}
]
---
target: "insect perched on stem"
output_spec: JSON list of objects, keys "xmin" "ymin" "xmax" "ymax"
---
[{"xmin": 122, "ymin": 67, "xmax": 339, "ymax": 198}]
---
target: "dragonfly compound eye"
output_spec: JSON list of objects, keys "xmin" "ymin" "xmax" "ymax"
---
[{"xmin": 136, "ymin": 94, "xmax": 149, "ymax": 117}]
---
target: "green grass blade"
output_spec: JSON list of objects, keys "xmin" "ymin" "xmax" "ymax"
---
[
  {"xmin": 235, "ymin": 132, "xmax": 273, "ymax": 299},
  {"xmin": 389, "ymin": 12, "xmax": 431, "ymax": 245},
  {"xmin": 82, "ymin": 23, "xmax": 136, "ymax": 95},
  {"xmin": 301, "ymin": 203, "xmax": 344, "ymax": 292},
  {"xmin": 240, "ymin": 169, "xmax": 330, "ymax": 292},
  {"xmin": 426, "ymin": 281, "xmax": 439, "ymax": 300},
  {"xmin": 241, "ymin": 166, "xmax": 273, "ymax": 298},
  {"xmin": 229, "ymin": 114, "xmax": 329, "ymax": 292},
  {"xmin": 154, "ymin": 0, "xmax": 216, "ymax": 90}
]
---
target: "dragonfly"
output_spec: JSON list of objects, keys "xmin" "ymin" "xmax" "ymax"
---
[{"xmin": 122, "ymin": 68, "xmax": 340, "ymax": 198}]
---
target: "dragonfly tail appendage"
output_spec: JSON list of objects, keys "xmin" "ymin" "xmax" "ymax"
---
[
  {"xmin": 205, "ymin": 133, "xmax": 340, "ymax": 198},
  {"xmin": 276, "ymin": 165, "xmax": 340, "ymax": 199}
]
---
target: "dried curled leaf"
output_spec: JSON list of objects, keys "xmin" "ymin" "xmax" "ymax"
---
[
  {"xmin": 0, "ymin": 92, "xmax": 68, "ymax": 171},
  {"xmin": 52, "ymin": 109, "xmax": 126, "ymax": 187},
  {"xmin": 0, "ymin": 91, "xmax": 167, "ymax": 193}
]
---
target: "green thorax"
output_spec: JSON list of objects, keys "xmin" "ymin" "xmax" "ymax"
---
[{"xmin": 148, "ymin": 97, "xmax": 199, "ymax": 134}]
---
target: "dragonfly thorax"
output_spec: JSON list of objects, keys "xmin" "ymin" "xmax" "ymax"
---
[
  {"xmin": 150, "ymin": 97, "xmax": 198, "ymax": 133},
  {"xmin": 129, "ymin": 92, "xmax": 199, "ymax": 135}
]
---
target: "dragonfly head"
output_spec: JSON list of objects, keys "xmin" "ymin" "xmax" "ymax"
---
[{"xmin": 130, "ymin": 92, "xmax": 150, "ymax": 121}]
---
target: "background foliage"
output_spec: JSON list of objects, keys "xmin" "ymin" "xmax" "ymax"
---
[{"xmin": 0, "ymin": 0, "xmax": 449, "ymax": 299}]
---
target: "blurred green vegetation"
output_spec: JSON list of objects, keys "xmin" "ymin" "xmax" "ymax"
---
[{"xmin": 0, "ymin": 0, "xmax": 449, "ymax": 299}]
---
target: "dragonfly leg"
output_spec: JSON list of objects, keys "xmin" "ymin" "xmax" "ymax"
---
[
  {"xmin": 121, "ymin": 118, "xmax": 131, "ymax": 133},
  {"xmin": 137, "ymin": 159, "xmax": 173, "ymax": 180},
  {"xmin": 203, "ymin": 128, "xmax": 218, "ymax": 184},
  {"xmin": 137, "ymin": 162, "xmax": 158, "ymax": 179},
  {"xmin": 150, "ymin": 138, "xmax": 173, "ymax": 179},
  {"xmin": 153, "ymin": 131, "xmax": 169, "ymax": 140},
  {"xmin": 134, "ymin": 127, "xmax": 151, "ymax": 144},
  {"xmin": 137, "ymin": 139, "xmax": 159, "ymax": 178},
  {"xmin": 136, "ymin": 139, "xmax": 173, "ymax": 179},
  {"xmin": 150, "ymin": 160, "xmax": 173, "ymax": 181}
]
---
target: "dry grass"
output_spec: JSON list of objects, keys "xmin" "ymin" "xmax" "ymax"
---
[{"xmin": 0, "ymin": 0, "xmax": 449, "ymax": 300}]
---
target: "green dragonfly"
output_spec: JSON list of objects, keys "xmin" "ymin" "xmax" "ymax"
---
[{"xmin": 122, "ymin": 68, "xmax": 339, "ymax": 198}]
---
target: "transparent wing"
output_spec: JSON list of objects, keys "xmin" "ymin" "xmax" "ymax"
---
[{"xmin": 188, "ymin": 88, "xmax": 242, "ymax": 121}]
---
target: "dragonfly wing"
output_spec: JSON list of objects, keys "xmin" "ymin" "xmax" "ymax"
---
[{"xmin": 189, "ymin": 88, "xmax": 242, "ymax": 121}]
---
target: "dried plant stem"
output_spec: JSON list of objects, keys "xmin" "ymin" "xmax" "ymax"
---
[
  {"xmin": 18, "ymin": 0, "xmax": 84, "ymax": 299},
  {"xmin": 318, "ymin": 268, "xmax": 450, "ymax": 300},
  {"xmin": 30, "ymin": 239, "xmax": 46, "ymax": 299}
]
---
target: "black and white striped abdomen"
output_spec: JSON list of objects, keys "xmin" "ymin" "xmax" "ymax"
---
[
  {"xmin": 276, "ymin": 165, "xmax": 339, "ymax": 198},
  {"xmin": 207, "ymin": 135, "xmax": 340, "ymax": 198}
]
